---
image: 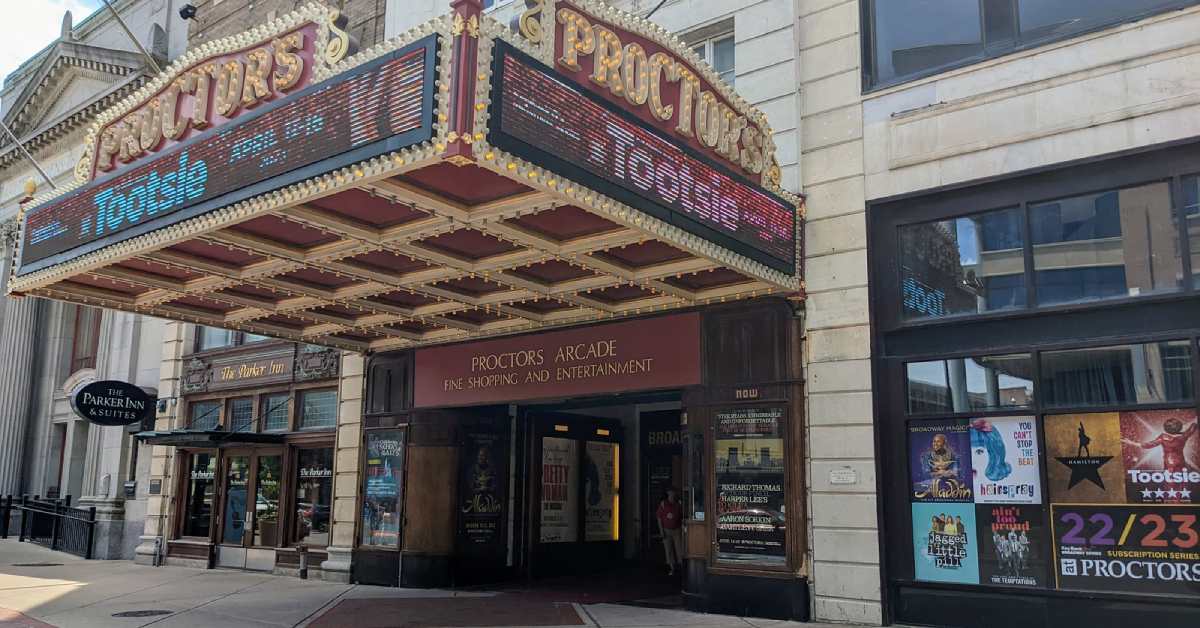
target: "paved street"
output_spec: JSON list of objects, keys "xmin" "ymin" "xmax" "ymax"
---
[{"xmin": 0, "ymin": 541, "xmax": 859, "ymax": 628}]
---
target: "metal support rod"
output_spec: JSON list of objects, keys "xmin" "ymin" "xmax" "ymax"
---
[
  {"xmin": 100, "ymin": 0, "xmax": 163, "ymax": 74},
  {"xmin": 0, "ymin": 119, "xmax": 57, "ymax": 190}
]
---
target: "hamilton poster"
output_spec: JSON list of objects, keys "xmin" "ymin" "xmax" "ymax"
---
[
  {"xmin": 457, "ymin": 421, "xmax": 509, "ymax": 556},
  {"xmin": 909, "ymin": 419, "xmax": 973, "ymax": 502},
  {"xmin": 912, "ymin": 502, "xmax": 980, "ymax": 584},
  {"xmin": 1120, "ymin": 409, "xmax": 1200, "ymax": 504},
  {"xmin": 971, "ymin": 417, "xmax": 1042, "ymax": 504},
  {"xmin": 1046, "ymin": 413, "xmax": 1126, "ymax": 503},
  {"xmin": 976, "ymin": 504, "xmax": 1047, "ymax": 587},
  {"xmin": 1052, "ymin": 504, "xmax": 1200, "ymax": 595}
]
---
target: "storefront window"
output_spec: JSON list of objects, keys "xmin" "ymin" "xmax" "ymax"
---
[
  {"xmin": 714, "ymin": 407, "xmax": 786, "ymax": 566},
  {"xmin": 183, "ymin": 452, "xmax": 217, "ymax": 537},
  {"xmin": 900, "ymin": 207, "xmax": 1025, "ymax": 320},
  {"xmin": 189, "ymin": 400, "xmax": 221, "ymax": 431},
  {"xmin": 1040, "ymin": 341, "xmax": 1194, "ymax": 408},
  {"xmin": 197, "ymin": 326, "xmax": 235, "ymax": 351},
  {"xmin": 1182, "ymin": 175, "xmax": 1200, "ymax": 289},
  {"xmin": 223, "ymin": 455, "xmax": 250, "ymax": 544},
  {"xmin": 295, "ymin": 448, "xmax": 333, "ymax": 546},
  {"xmin": 262, "ymin": 394, "xmax": 290, "ymax": 431},
  {"xmin": 906, "ymin": 354, "xmax": 1034, "ymax": 414},
  {"xmin": 228, "ymin": 397, "xmax": 254, "ymax": 433},
  {"xmin": 361, "ymin": 430, "xmax": 405, "ymax": 548},
  {"xmin": 1031, "ymin": 182, "xmax": 1179, "ymax": 305},
  {"xmin": 687, "ymin": 428, "xmax": 706, "ymax": 521},
  {"xmin": 299, "ymin": 389, "xmax": 337, "ymax": 429},
  {"xmin": 253, "ymin": 455, "xmax": 282, "ymax": 547}
]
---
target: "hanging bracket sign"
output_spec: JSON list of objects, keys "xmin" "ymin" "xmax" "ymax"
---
[{"xmin": 72, "ymin": 380, "xmax": 156, "ymax": 426}]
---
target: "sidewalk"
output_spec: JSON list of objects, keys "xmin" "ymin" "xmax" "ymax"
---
[{"xmin": 0, "ymin": 540, "xmax": 865, "ymax": 628}]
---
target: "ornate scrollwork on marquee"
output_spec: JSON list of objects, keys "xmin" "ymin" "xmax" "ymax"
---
[{"xmin": 295, "ymin": 345, "xmax": 341, "ymax": 381}]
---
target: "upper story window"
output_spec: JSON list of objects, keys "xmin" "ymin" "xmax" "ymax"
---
[
  {"xmin": 690, "ymin": 30, "xmax": 735, "ymax": 86},
  {"xmin": 864, "ymin": 0, "xmax": 1198, "ymax": 89},
  {"xmin": 70, "ymin": 306, "xmax": 102, "ymax": 372},
  {"xmin": 194, "ymin": 326, "xmax": 273, "ymax": 352},
  {"xmin": 899, "ymin": 179, "xmax": 1186, "ymax": 323}
]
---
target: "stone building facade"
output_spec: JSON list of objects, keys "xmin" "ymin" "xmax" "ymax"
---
[{"xmin": 0, "ymin": 0, "xmax": 188, "ymax": 558}]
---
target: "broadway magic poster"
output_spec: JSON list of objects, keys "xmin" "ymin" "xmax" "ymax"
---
[
  {"xmin": 909, "ymin": 419, "xmax": 973, "ymax": 502},
  {"xmin": 457, "ymin": 421, "xmax": 509, "ymax": 556}
]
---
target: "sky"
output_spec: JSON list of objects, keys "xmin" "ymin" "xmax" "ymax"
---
[{"xmin": 0, "ymin": 0, "xmax": 102, "ymax": 92}]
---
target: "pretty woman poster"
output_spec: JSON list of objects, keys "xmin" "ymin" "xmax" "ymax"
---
[{"xmin": 971, "ymin": 416, "xmax": 1042, "ymax": 504}]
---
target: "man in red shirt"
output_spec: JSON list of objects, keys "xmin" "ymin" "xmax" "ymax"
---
[{"xmin": 656, "ymin": 487, "xmax": 683, "ymax": 575}]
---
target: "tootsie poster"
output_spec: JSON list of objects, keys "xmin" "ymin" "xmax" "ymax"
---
[
  {"xmin": 971, "ymin": 417, "xmax": 1042, "ymax": 504},
  {"xmin": 909, "ymin": 419, "xmax": 973, "ymax": 502},
  {"xmin": 1052, "ymin": 504, "xmax": 1200, "ymax": 595},
  {"xmin": 1120, "ymin": 409, "xmax": 1199, "ymax": 504}
]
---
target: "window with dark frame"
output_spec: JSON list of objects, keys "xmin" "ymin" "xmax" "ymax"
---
[
  {"xmin": 864, "ymin": 0, "xmax": 1199, "ymax": 89},
  {"xmin": 875, "ymin": 148, "xmax": 1200, "ymax": 615},
  {"xmin": 194, "ymin": 325, "xmax": 275, "ymax": 352},
  {"xmin": 189, "ymin": 400, "xmax": 221, "ymax": 431},
  {"xmin": 298, "ymin": 389, "xmax": 337, "ymax": 429},
  {"xmin": 69, "ymin": 306, "xmax": 102, "ymax": 373},
  {"xmin": 899, "ymin": 179, "xmax": 1191, "ymax": 322},
  {"xmin": 262, "ymin": 393, "xmax": 291, "ymax": 431},
  {"xmin": 182, "ymin": 452, "xmax": 217, "ymax": 538}
]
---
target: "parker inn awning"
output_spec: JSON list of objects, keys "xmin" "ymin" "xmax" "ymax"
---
[{"xmin": 8, "ymin": 1, "xmax": 804, "ymax": 353}]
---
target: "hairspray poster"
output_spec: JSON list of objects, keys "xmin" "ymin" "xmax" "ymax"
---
[{"xmin": 971, "ymin": 417, "xmax": 1042, "ymax": 504}]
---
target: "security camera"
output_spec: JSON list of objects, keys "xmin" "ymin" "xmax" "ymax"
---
[{"xmin": 179, "ymin": 3, "xmax": 198, "ymax": 20}]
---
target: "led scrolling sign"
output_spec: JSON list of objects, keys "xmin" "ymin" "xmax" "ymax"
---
[
  {"xmin": 17, "ymin": 35, "xmax": 437, "ymax": 275},
  {"xmin": 489, "ymin": 42, "xmax": 797, "ymax": 274}
]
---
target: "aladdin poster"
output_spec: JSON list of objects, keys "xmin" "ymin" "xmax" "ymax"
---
[
  {"xmin": 912, "ymin": 502, "xmax": 980, "ymax": 584},
  {"xmin": 976, "ymin": 504, "xmax": 1046, "ymax": 587},
  {"xmin": 583, "ymin": 441, "xmax": 618, "ymax": 542},
  {"xmin": 540, "ymin": 437, "xmax": 579, "ymax": 543},
  {"xmin": 909, "ymin": 419, "xmax": 973, "ymax": 502},
  {"xmin": 1045, "ymin": 413, "xmax": 1126, "ymax": 503},
  {"xmin": 1120, "ymin": 409, "xmax": 1199, "ymax": 504},
  {"xmin": 971, "ymin": 416, "xmax": 1042, "ymax": 504},
  {"xmin": 458, "ymin": 422, "xmax": 509, "ymax": 554}
]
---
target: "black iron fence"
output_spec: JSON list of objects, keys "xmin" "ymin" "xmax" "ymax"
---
[{"xmin": 1, "ymin": 495, "xmax": 97, "ymax": 559}]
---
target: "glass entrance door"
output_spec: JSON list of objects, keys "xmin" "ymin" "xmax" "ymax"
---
[{"xmin": 217, "ymin": 448, "xmax": 283, "ymax": 570}]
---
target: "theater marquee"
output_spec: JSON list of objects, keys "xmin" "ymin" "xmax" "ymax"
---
[{"xmin": 9, "ymin": 1, "xmax": 803, "ymax": 353}]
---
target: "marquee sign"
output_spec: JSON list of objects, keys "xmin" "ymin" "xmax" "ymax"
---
[
  {"xmin": 17, "ymin": 34, "xmax": 437, "ymax": 275},
  {"xmin": 88, "ymin": 23, "xmax": 321, "ymax": 180},
  {"xmin": 489, "ymin": 41, "xmax": 796, "ymax": 274},
  {"xmin": 549, "ymin": 2, "xmax": 779, "ymax": 187}
]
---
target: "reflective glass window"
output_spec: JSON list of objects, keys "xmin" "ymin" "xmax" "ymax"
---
[
  {"xmin": 299, "ymin": 389, "xmax": 337, "ymax": 429},
  {"xmin": 197, "ymin": 326, "xmax": 235, "ymax": 351},
  {"xmin": 1017, "ymin": 1, "xmax": 1190, "ymax": 45},
  {"xmin": 1030, "ymin": 182, "xmax": 1180, "ymax": 306},
  {"xmin": 1182, "ymin": 175, "xmax": 1200, "ymax": 289},
  {"xmin": 189, "ymin": 400, "xmax": 221, "ymax": 431},
  {"xmin": 262, "ymin": 394, "xmax": 290, "ymax": 432},
  {"xmin": 900, "ymin": 208, "xmax": 1026, "ymax": 320},
  {"xmin": 1040, "ymin": 341, "xmax": 1194, "ymax": 408},
  {"xmin": 228, "ymin": 397, "xmax": 254, "ymax": 433},
  {"xmin": 870, "ymin": 0, "xmax": 984, "ymax": 86},
  {"xmin": 183, "ymin": 453, "xmax": 217, "ymax": 537},
  {"xmin": 907, "ymin": 354, "xmax": 1035, "ymax": 414},
  {"xmin": 295, "ymin": 448, "xmax": 333, "ymax": 546}
]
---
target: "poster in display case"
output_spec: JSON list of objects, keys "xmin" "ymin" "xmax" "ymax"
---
[{"xmin": 714, "ymin": 407, "xmax": 786, "ymax": 565}]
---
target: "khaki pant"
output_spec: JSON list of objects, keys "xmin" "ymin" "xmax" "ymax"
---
[{"xmin": 661, "ymin": 527, "xmax": 683, "ymax": 568}]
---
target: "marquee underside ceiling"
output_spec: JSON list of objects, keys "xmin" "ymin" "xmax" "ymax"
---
[{"xmin": 21, "ymin": 157, "xmax": 793, "ymax": 353}]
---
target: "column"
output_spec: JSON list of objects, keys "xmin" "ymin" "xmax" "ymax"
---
[
  {"xmin": 0, "ymin": 221, "xmax": 42, "ymax": 496},
  {"xmin": 323, "ymin": 351, "xmax": 365, "ymax": 582},
  {"xmin": 797, "ymin": 0, "xmax": 882, "ymax": 624},
  {"xmin": 134, "ymin": 321, "xmax": 188, "ymax": 565}
]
